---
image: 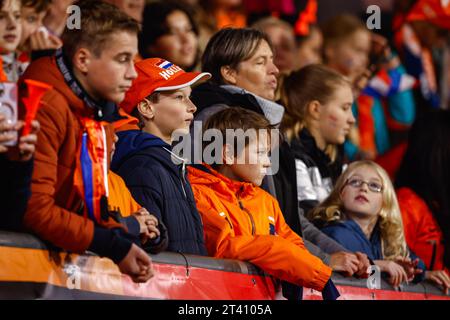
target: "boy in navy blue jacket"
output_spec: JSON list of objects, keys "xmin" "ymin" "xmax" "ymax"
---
[{"xmin": 112, "ymin": 58, "xmax": 211, "ymax": 256}]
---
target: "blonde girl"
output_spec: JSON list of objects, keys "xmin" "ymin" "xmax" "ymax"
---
[{"xmin": 309, "ymin": 160, "xmax": 433, "ymax": 288}]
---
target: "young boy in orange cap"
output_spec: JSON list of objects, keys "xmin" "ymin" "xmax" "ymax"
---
[{"xmin": 112, "ymin": 58, "xmax": 210, "ymax": 256}]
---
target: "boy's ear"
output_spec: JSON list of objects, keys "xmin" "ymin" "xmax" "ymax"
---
[
  {"xmin": 137, "ymin": 100, "xmax": 155, "ymax": 120},
  {"xmin": 222, "ymin": 143, "xmax": 235, "ymax": 165},
  {"xmin": 307, "ymin": 100, "xmax": 322, "ymax": 121},
  {"xmin": 73, "ymin": 48, "xmax": 92, "ymax": 74},
  {"xmin": 220, "ymin": 66, "xmax": 238, "ymax": 85}
]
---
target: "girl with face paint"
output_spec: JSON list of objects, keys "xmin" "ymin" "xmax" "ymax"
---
[{"xmin": 281, "ymin": 64, "xmax": 355, "ymax": 217}]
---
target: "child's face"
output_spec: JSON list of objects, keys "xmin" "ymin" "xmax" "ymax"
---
[
  {"xmin": 147, "ymin": 87, "xmax": 197, "ymax": 141},
  {"xmin": 264, "ymin": 25, "xmax": 296, "ymax": 74},
  {"xmin": 0, "ymin": 0, "xmax": 22, "ymax": 54},
  {"xmin": 340, "ymin": 165, "xmax": 383, "ymax": 218},
  {"xmin": 317, "ymin": 84, "xmax": 355, "ymax": 145},
  {"xmin": 228, "ymin": 135, "xmax": 271, "ymax": 186},
  {"xmin": 80, "ymin": 31, "xmax": 138, "ymax": 104},
  {"xmin": 150, "ymin": 10, "xmax": 198, "ymax": 69},
  {"xmin": 19, "ymin": 6, "xmax": 46, "ymax": 50},
  {"xmin": 326, "ymin": 29, "xmax": 371, "ymax": 82},
  {"xmin": 296, "ymin": 28, "xmax": 323, "ymax": 69}
]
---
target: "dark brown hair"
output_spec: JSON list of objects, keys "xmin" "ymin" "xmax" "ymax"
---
[
  {"xmin": 61, "ymin": 0, "xmax": 140, "ymax": 60},
  {"xmin": 139, "ymin": 1, "xmax": 199, "ymax": 70},
  {"xmin": 201, "ymin": 28, "xmax": 273, "ymax": 85},
  {"xmin": 202, "ymin": 107, "xmax": 275, "ymax": 167},
  {"xmin": 21, "ymin": 0, "xmax": 51, "ymax": 12}
]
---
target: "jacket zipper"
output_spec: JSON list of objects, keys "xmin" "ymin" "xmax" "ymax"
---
[
  {"xmin": 163, "ymin": 147, "xmax": 187, "ymax": 198},
  {"xmin": 237, "ymin": 188, "xmax": 255, "ymax": 235},
  {"xmin": 180, "ymin": 162, "xmax": 187, "ymax": 198}
]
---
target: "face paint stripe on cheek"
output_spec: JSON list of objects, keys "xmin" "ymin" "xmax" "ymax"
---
[{"xmin": 328, "ymin": 115, "xmax": 339, "ymax": 126}]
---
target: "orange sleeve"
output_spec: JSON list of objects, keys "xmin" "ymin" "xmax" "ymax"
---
[
  {"xmin": 23, "ymin": 93, "xmax": 94, "ymax": 253},
  {"xmin": 193, "ymin": 186, "xmax": 332, "ymax": 291}
]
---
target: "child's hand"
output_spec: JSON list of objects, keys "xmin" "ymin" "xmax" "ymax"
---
[
  {"xmin": 28, "ymin": 27, "xmax": 63, "ymax": 51},
  {"xmin": 375, "ymin": 260, "xmax": 409, "ymax": 288},
  {"xmin": 16, "ymin": 121, "xmax": 40, "ymax": 162},
  {"xmin": 0, "ymin": 114, "xmax": 16, "ymax": 153},
  {"xmin": 425, "ymin": 270, "xmax": 450, "ymax": 295},
  {"xmin": 329, "ymin": 251, "xmax": 360, "ymax": 276},
  {"xmin": 1, "ymin": 119, "xmax": 40, "ymax": 161},
  {"xmin": 354, "ymin": 252, "xmax": 371, "ymax": 278},
  {"xmin": 394, "ymin": 257, "xmax": 423, "ymax": 282},
  {"xmin": 117, "ymin": 243, "xmax": 154, "ymax": 283},
  {"xmin": 133, "ymin": 208, "xmax": 161, "ymax": 244},
  {"xmin": 145, "ymin": 213, "xmax": 160, "ymax": 240}
]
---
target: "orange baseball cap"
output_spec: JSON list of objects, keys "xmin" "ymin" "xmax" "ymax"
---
[{"xmin": 120, "ymin": 58, "xmax": 211, "ymax": 114}]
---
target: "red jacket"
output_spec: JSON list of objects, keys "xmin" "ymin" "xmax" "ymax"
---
[
  {"xmin": 397, "ymin": 187, "xmax": 448, "ymax": 272},
  {"xmin": 188, "ymin": 164, "xmax": 332, "ymax": 291}
]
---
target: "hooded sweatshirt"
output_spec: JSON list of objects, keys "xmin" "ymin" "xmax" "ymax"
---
[{"xmin": 111, "ymin": 130, "xmax": 207, "ymax": 256}]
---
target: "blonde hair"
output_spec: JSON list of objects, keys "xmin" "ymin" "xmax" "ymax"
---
[{"xmin": 308, "ymin": 160, "xmax": 409, "ymax": 260}]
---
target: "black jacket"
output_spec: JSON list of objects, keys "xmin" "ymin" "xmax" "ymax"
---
[
  {"xmin": 290, "ymin": 128, "xmax": 344, "ymax": 217},
  {"xmin": 111, "ymin": 130, "xmax": 207, "ymax": 256},
  {"xmin": 191, "ymin": 82, "xmax": 264, "ymax": 116},
  {"xmin": 0, "ymin": 155, "xmax": 33, "ymax": 231}
]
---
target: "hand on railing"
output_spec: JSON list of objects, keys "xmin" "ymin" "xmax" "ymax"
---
[{"xmin": 425, "ymin": 270, "xmax": 450, "ymax": 295}]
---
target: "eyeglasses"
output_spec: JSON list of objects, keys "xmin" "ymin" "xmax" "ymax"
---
[{"xmin": 345, "ymin": 178, "xmax": 383, "ymax": 193}]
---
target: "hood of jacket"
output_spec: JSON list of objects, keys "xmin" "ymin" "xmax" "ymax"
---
[
  {"xmin": 21, "ymin": 56, "xmax": 86, "ymax": 116},
  {"xmin": 21, "ymin": 55, "xmax": 126, "ymax": 123},
  {"xmin": 111, "ymin": 130, "xmax": 186, "ymax": 177}
]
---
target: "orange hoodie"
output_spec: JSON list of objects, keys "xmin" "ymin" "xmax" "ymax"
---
[{"xmin": 188, "ymin": 164, "xmax": 332, "ymax": 291}]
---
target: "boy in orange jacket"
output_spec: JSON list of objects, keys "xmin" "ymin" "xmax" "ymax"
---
[{"xmin": 188, "ymin": 107, "xmax": 340, "ymax": 299}]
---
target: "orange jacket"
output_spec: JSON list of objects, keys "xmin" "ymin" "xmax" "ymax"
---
[
  {"xmin": 397, "ymin": 187, "xmax": 448, "ymax": 272},
  {"xmin": 188, "ymin": 164, "xmax": 332, "ymax": 291},
  {"xmin": 20, "ymin": 57, "xmax": 124, "ymax": 254},
  {"xmin": 108, "ymin": 171, "xmax": 140, "ymax": 217}
]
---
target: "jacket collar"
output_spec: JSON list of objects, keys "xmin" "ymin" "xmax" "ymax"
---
[
  {"xmin": 290, "ymin": 128, "xmax": 343, "ymax": 182},
  {"xmin": 220, "ymin": 85, "xmax": 285, "ymax": 126},
  {"xmin": 189, "ymin": 163, "xmax": 257, "ymax": 200}
]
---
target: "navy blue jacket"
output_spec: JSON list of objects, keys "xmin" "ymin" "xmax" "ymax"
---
[
  {"xmin": 111, "ymin": 130, "xmax": 207, "ymax": 256},
  {"xmin": 321, "ymin": 219, "xmax": 426, "ymax": 283},
  {"xmin": 0, "ymin": 156, "xmax": 33, "ymax": 231}
]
